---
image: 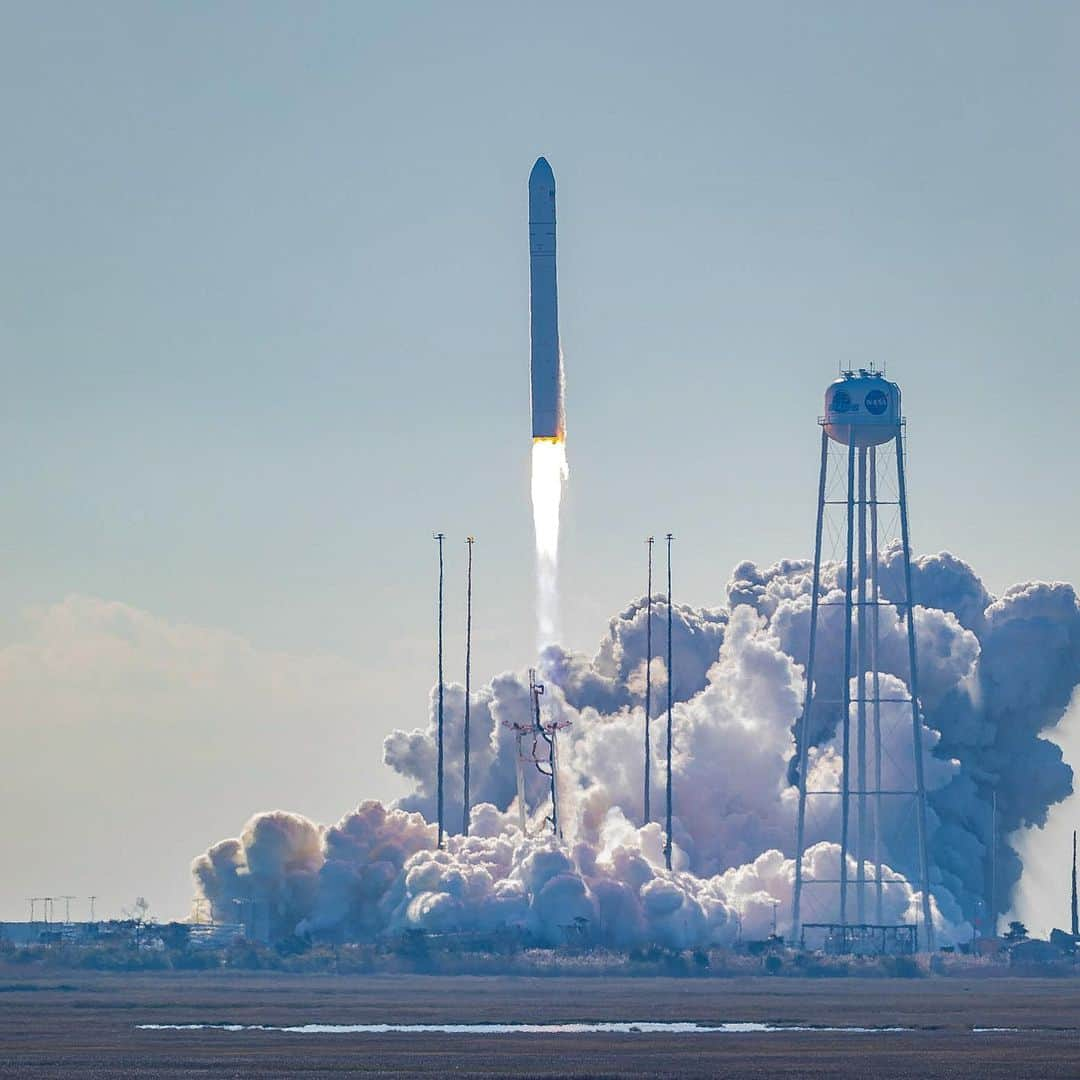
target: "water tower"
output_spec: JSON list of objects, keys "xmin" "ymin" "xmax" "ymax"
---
[{"xmin": 791, "ymin": 369, "xmax": 935, "ymax": 951}]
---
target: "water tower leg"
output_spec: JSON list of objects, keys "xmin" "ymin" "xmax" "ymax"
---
[
  {"xmin": 895, "ymin": 431, "xmax": 935, "ymax": 951},
  {"xmin": 856, "ymin": 446, "xmax": 869, "ymax": 925},
  {"xmin": 840, "ymin": 434, "xmax": 856, "ymax": 932},
  {"xmin": 870, "ymin": 445, "xmax": 884, "ymax": 925},
  {"xmin": 793, "ymin": 428, "xmax": 830, "ymax": 941}
]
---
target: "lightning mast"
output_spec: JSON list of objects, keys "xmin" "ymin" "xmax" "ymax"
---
[
  {"xmin": 644, "ymin": 536, "xmax": 654, "ymax": 825},
  {"xmin": 664, "ymin": 533, "xmax": 674, "ymax": 871},
  {"xmin": 462, "ymin": 536, "xmax": 475, "ymax": 836},
  {"xmin": 434, "ymin": 532, "xmax": 446, "ymax": 849}
]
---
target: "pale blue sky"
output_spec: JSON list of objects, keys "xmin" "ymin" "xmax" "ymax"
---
[{"xmin": 0, "ymin": 2, "xmax": 1077, "ymax": 920}]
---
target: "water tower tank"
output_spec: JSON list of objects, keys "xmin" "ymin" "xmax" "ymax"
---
[{"xmin": 823, "ymin": 370, "xmax": 901, "ymax": 447}]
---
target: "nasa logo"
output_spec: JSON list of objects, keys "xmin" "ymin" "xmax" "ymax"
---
[
  {"xmin": 865, "ymin": 389, "xmax": 888, "ymax": 415},
  {"xmin": 832, "ymin": 389, "xmax": 852, "ymax": 413}
]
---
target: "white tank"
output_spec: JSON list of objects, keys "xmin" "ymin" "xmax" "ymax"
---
[{"xmin": 823, "ymin": 371, "xmax": 901, "ymax": 447}]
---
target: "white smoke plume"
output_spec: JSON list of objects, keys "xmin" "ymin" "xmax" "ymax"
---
[{"xmin": 193, "ymin": 547, "xmax": 1077, "ymax": 948}]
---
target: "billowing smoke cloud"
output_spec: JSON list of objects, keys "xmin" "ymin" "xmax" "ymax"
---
[
  {"xmin": 193, "ymin": 801, "xmax": 941, "ymax": 950},
  {"xmin": 193, "ymin": 547, "xmax": 1077, "ymax": 946}
]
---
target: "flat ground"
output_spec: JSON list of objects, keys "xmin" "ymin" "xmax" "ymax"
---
[{"xmin": 0, "ymin": 971, "xmax": 1077, "ymax": 1078}]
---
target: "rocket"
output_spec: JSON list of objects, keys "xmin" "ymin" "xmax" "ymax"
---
[{"xmin": 529, "ymin": 157, "xmax": 565, "ymax": 440}]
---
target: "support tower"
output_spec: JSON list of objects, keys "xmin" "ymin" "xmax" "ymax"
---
[{"xmin": 792, "ymin": 370, "xmax": 935, "ymax": 951}]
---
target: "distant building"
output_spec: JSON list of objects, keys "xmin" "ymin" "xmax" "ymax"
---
[
  {"xmin": 974, "ymin": 936, "xmax": 1004, "ymax": 957},
  {"xmin": 1049, "ymin": 928, "xmax": 1078, "ymax": 954},
  {"xmin": 187, "ymin": 923, "xmax": 245, "ymax": 950},
  {"xmin": 1009, "ymin": 938, "xmax": 1068, "ymax": 968}
]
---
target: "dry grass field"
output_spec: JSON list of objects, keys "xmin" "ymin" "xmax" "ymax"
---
[{"xmin": 0, "ymin": 970, "xmax": 1077, "ymax": 1077}]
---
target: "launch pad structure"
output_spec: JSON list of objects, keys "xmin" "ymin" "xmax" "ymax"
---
[
  {"xmin": 792, "ymin": 369, "xmax": 935, "ymax": 952},
  {"xmin": 502, "ymin": 669, "xmax": 570, "ymax": 839},
  {"xmin": 801, "ymin": 922, "xmax": 917, "ymax": 957}
]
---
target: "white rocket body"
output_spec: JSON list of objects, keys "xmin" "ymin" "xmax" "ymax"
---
[{"xmin": 529, "ymin": 157, "xmax": 564, "ymax": 440}]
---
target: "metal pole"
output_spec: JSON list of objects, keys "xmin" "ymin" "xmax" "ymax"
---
[
  {"xmin": 793, "ymin": 428, "xmax": 829, "ymax": 940},
  {"xmin": 435, "ymin": 532, "xmax": 445, "ymax": 849},
  {"xmin": 870, "ymin": 446, "xmax": 884, "ymax": 925},
  {"xmin": 665, "ymin": 533, "xmax": 674, "ymax": 871},
  {"xmin": 990, "ymin": 789, "xmax": 997, "ymax": 937},
  {"xmin": 856, "ymin": 446, "xmax": 868, "ymax": 924},
  {"xmin": 895, "ymin": 431, "xmax": 935, "ymax": 950},
  {"xmin": 644, "ymin": 537, "xmax": 654, "ymax": 825},
  {"xmin": 840, "ymin": 434, "xmax": 856, "ymax": 928},
  {"xmin": 462, "ymin": 537, "xmax": 474, "ymax": 837},
  {"xmin": 1071, "ymin": 829, "xmax": 1077, "ymax": 939}
]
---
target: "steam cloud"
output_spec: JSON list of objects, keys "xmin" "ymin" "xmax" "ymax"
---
[{"xmin": 193, "ymin": 546, "xmax": 1077, "ymax": 948}]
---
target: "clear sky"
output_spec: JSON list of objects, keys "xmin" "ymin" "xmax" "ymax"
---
[{"xmin": 0, "ymin": 2, "xmax": 1077, "ymax": 924}]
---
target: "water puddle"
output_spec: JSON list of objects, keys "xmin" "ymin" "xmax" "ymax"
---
[
  {"xmin": 970, "ymin": 1027, "xmax": 1062, "ymax": 1034},
  {"xmin": 138, "ymin": 1021, "xmax": 1078, "ymax": 1036},
  {"xmin": 137, "ymin": 1021, "xmax": 912, "ymax": 1035}
]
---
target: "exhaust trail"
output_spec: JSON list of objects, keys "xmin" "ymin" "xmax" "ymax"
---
[{"xmin": 532, "ymin": 438, "xmax": 568, "ymax": 650}]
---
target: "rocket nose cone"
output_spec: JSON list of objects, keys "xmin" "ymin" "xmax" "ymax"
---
[
  {"xmin": 529, "ymin": 157, "xmax": 555, "ymax": 222},
  {"xmin": 530, "ymin": 156, "xmax": 554, "ymax": 184}
]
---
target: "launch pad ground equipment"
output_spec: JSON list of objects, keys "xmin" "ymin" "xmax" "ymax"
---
[{"xmin": 801, "ymin": 922, "xmax": 917, "ymax": 956}]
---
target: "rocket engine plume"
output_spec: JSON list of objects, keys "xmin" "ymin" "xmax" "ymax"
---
[{"xmin": 532, "ymin": 437, "xmax": 568, "ymax": 651}]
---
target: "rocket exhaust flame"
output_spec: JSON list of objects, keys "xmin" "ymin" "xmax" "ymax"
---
[{"xmin": 531, "ymin": 437, "xmax": 568, "ymax": 651}]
